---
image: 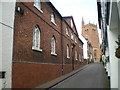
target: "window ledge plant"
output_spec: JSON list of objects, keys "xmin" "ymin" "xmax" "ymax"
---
[{"xmin": 115, "ymin": 35, "xmax": 120, "ymax": 58}]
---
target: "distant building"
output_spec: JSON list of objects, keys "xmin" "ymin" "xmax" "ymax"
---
[
  {"xmin": 87, "ymin": 41, "xmax": 93, "ymax": 63},
  {"xmin": 12, "ymin": 1, "xmax": 84, "ymax": 88},
  {"xmin": 82, "ymin": 18, "xmax": 101, "ymax": 62}
]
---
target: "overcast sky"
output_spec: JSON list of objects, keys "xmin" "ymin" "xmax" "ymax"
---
[{"xmin": 50, "ymin": 0, "xmax": 101, "ymax": 43}]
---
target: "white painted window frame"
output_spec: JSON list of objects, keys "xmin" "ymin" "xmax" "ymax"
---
[
  {"xmin": 51, "ymin": 36, "xmax": 57, "ymax": 56},
  {"xmin": 75, "ymin": 50, "xmax": 78, "ymax": 60},
  {"xmin": 32, "ymin": 25, "xmax": 42, "ymax": 52},
  {"xmin": 34, "ymin": 0, "xmax": 43, "ymax": 13},
  {"xmin": 66, "ymin": 28, "xmax": 69, "ymax": 36},
  {"xmin": 71, "ymin": 33, "xmax": 74, "ymax": 40},
  {"xmin": 67, "ymin": 45, "xmax": 70, "ymax": 59},
  {"xmin": 51, "ymin": 13, "xmax": 56, "ymax": 25},
  {"xmin": 75, "ymin": 38, "xmax": 77, "ymax": 43},
  {"xmin": 79, "ymin": 54, "xmax": 81, "ymax": 62}
]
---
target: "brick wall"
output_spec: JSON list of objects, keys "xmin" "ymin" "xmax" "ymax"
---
[
  {"xmin": 13, "ymin": 2, "xmax": 62, "ymax": 64},
  {"xmin": 12, "ymin": 2, "xmax": 85, "ymax": 88},
  {"xmin": 12, "ymin": 62, "xmax": 62, "ymax": 88}
]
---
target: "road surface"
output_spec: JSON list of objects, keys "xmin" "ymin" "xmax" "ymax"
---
[{"xmin": 52, "ymin": 62, "xmax": 110, "ymax": 88}]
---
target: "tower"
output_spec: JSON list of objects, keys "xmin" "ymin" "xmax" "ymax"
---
[
  {"xmin": 81, "ymin": 20, "xmax": 101, "ymax": 62},
  {"xmin": 82, "ymin": 17, "xmax": 84, "ymax": 28}
]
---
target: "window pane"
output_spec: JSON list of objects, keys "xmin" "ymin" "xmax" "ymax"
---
[
  {"xmin": 51, "ymin": 13, "xmax": 55, "ymax": 23},
  {"xmin": 51, "ymin": 37, "xmax": 55, "ymax": 53},
  {"xmin": 34, "ymin": 0, "xmax": 40, "ymax": 10},
  {"xmin": 66, "ymin": 28, "xmax": 68, "ymax": 35},
  {"xmin": 33, "ymin": 25, "xmax": 40, "ymax": 48},
  {"xmin": 67, "ymin": 45, "xmax": 69, "ymax": 58}
]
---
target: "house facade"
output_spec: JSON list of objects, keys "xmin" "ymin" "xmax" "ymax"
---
[
  {"xmin": 97, "ymin": 0, "xmax": 120, "ymax": 89},
  {"xmin": 12, "ymin": 1, "xmax": 84, "ymax": 88}
]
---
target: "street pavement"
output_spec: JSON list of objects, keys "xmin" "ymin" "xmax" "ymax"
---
[{"xmin": 52, "ymin": 62, "xmax": 110, "ymax": 88}]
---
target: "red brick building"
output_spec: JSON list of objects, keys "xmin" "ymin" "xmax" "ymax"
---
[{"xmin": 12, "ymin": 1, "xmax": 84, "ymax": 88}]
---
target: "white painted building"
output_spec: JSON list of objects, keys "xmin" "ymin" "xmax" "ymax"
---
[
  {"xmin": 79, "ymin": 35, "xmax": 88, "ymax": 60},
  {"xmin": 0, "ymin": 1, "xmax": 16, "ymax": 89},
  {"xmin": 97, "ymin": 0, "xmax": 120, "ymax": 89}
]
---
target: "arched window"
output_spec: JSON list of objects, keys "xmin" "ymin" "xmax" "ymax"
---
[
  {"xmin": 33, "ymin": 25, "xmax": 40, "ymax": 49},
  {"xmin": 51, "ymin": 13, "xmax": 55, "ymax": 24},
  {"xmin": 71, "ymin": 33, "xmax": 74, "ymax": 40},
  {"xmin": 79, "ymin": 54, "xmax": 81, "ymax": 62},
  {"xmin": 66, "ymin": 28, "xmax": 69, "ymax": 36},
  {"xmin": 51, "ymin": 36, "xmax": 56, "ymax": 54},
  {"xmin": 67, "ymin": 45, "xmax": 70, "ymax": 58},
  {"xmin": 75, "ymin": 50, "xmax": 78, "ymax": 60}
]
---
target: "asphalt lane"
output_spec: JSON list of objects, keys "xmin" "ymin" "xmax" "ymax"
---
[{"xmin": 52, "ymin": 62, "xmax": 110, "ymax": 88}]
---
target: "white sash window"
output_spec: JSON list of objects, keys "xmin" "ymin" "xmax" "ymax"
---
[
  {"xmin": 51, "ymin": 36, "xmax": 56, "ymax": 55},
  {"xmin": 67, "ymin": 45, "xmax": 70, "ymax": 58}
]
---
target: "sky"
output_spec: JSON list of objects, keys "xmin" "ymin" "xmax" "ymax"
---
[{"xmin": 50, "ymin": 0, "xmax": 101, "ymax": 43}]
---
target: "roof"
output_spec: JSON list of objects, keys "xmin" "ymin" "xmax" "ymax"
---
[
  {"xmin": 63, "ymin": 16, "xmax": 78, "ymax": 36},
  {"xmin": 47, "ymin": 1, "xmax": 83, "ymax": 44},
  {"xmin": 48, "ymin": 1, "xmax": 62, "ymax": 19}
]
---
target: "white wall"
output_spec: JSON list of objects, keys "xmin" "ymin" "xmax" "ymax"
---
[
  {"xmin": 117, "ymin": 1, "xmax": 120, "ymax": 89},
  {"xmin": 0, "ymin": 2, "xmax": 2, "ymax": 89},
  {"xmin": 79, "ymin": 35, "xmax": 88, "ymax": 59},
  {"xmin": 108, "ymin": 1, "xmax": 119, "ymax": 88},
  {"xmin": 0, "ymin": 1, "xmax": 16, "ymax": 89},
  {"xmin": 108, "ymin": 24, "xmax": 119, "ymax": 88}
]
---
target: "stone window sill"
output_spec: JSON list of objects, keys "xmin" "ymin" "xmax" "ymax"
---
[
  {"xmin": 32, "ymin": 47, "xmax": 43, "ymax": 52},
  {"xmin": 67, "ymin": 56, "xmax": 70, "ymax": 59},
  {"xmin": 51, "ymin": 21, "xmax": 57, "ymax": 26},
  {"xmin": 51, "ymin": 52, "xmax": 57, "ymax": 56},
  {"xmin": 34, "ymin": 5, "xmax": 43, "ymax": 14},
  {"xmin": 66, "ymin": 34, "xmax": 70, "ymax": 37}
]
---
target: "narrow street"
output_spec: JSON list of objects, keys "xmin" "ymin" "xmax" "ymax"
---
[{"xmin": 52, "ymin": 62, "xmax": 110, "ymax": 88}]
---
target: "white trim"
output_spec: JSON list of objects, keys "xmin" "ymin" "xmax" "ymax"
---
[
  {"xmin": 51, "ymin": 36, "xmax": 56, "ymax": 54},
  {"xmin": 33, "ymin": 25, "xmax": 41, "ymax": 49},
  {"xmin": 51, "ymin": 21, "xmax": 57, "ymax": 26},
  {"xmin": 51, "ymin": 52, "xmax": 57, "ymax": 56},
  {"xmin": 66, "ymin": 28, "xmax": 69, "ymax": 36},
  {"xmin": 71, "ymin": 33, "xmax": 74, "ymax": 40},
  {"xmin": 66, "ymin": 45, "xmax": 70, "ymax": 59},
  {"xmin": 51, "ymin": 13, "xmax": 56, "ymax": 26},
  {"xmin": 32, "ymin": 46, "xmax": 42, "ymax": 52},
  {"xmin": 67, "ymin": 56, "xmax": 70, "ymax": 59},
  {"xmin": 75, "ymin": 38, "xmax": 77, "ymax": 43},
  {"xmin": 67, "ymin": 34, "xmax": 70, "ymax": 37},
  {"xmin": 34, "ymin": 4, "xmax": 43, "ymax": 13},
  {"xmin": 75, "ymin": 50, "xmax": 78, "ymax": 60},
  {"xmin": 34, "ymin": 0, "xmax": 43, "ymax": 13}
]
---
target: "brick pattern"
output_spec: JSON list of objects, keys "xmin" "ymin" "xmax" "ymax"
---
[
  {"xmin": 12, "ymin": 62, "xmax": 62, "ymax": 88},
  {"xmin": 12, "ymin": 2, "xmax": 85, "ymax": 88}
]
